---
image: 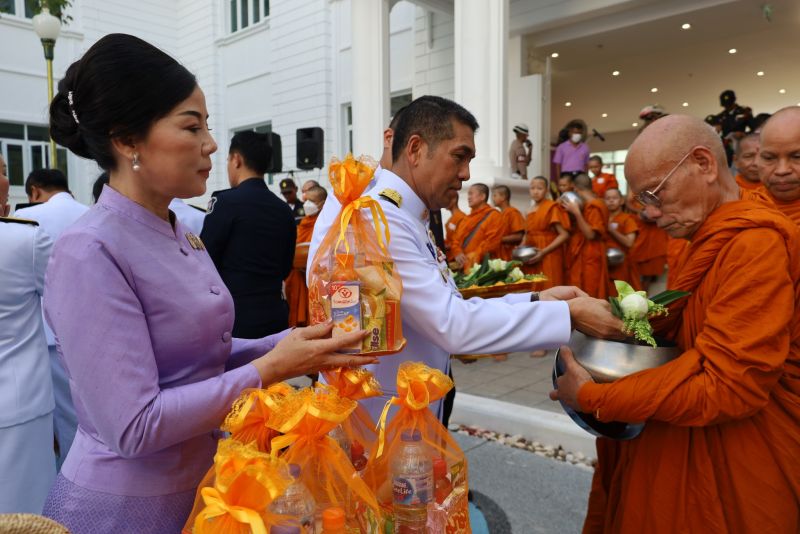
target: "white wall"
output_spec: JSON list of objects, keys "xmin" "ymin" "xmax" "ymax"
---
[{"xmin": 412, "ymin": 7, "xmax": 454, "ymax": 99}]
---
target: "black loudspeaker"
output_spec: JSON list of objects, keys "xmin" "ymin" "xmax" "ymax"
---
[
  {"xmin": 266, "ymin": 132, "xmax": 282, "ymax": 173},
  {"xmin": 296, "ymin": 127, "xmax": 324, "ymax": 170}
]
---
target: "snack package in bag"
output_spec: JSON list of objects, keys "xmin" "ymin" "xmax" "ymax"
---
[
  {"xmin": 365, "ymin": 362, "xmax": 471, "ymax": 534},
  {"xmin": 221, "ymin": 383, "xmax": 294, "ymax": 453},
  {"xmin": 268, "ymin": 384, "xmax": 384, "ymax": 532},
  {"xmin": 183, "ymin": 438, "xmax": 298, "ymax": 534},
  {"xmin": 307, "ymin": 154, "xmax": 405, "ymax": 355},
  {"xmin": 321, "ymin": 367, "xmax": 382, "ymax": 468}
]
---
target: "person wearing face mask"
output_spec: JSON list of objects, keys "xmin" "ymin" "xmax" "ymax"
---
[
  {"xmin": 201, "ymin": 130, "xmax": 297, "ymax": 338},
  {"xmin": 286, "ymin": 185, "xmax": 327, "ymax": 327},
  {"xmin": 553, "ymin": 122, "xmax": 590, "ymax": 178}
]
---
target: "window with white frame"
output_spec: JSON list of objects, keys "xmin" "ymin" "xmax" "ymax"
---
[
  {"xmin": 229, "ymin": 0, "xmax": 270, "ymax": 33},
  {"xmin": 590, "ymin": 149, "xmax": 628, "ymax": 194},
  {"xmin": 0, "ymin": 0, "xmax": 36, "ymax": 18},
  {"xmin": 0, "ymin": 121, "xmax": 68, "ymax": 189},
  {"xmin": 341, "ymin": 93, "xmax": 411, "ymax": 156}
]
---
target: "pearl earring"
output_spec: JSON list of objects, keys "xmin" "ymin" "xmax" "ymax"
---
[{"xmin": 132, "ymin": 153, "xmax": 141, "ymax": 172}]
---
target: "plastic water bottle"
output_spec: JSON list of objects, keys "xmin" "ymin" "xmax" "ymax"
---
[
  {"xmin": 391, "ymin": 429, "xmax": 432, "ymax": 533},
  {"xmin": 270, "ymin": 464, "xmax": 316, "ymax": 534},
  {"xmin": 328, "ymin": 425, "xmax": 352, "ymax": 459}
]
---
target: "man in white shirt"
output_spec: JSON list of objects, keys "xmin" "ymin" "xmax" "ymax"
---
[
  {"xmin": 14, "ymin": 169, "xmax": 88, "ymax": 468},
  {"xmin": 168, "ymin": 198, "xmax": 205, "ymax": 235},
  {"xmin": 0, "ymin": 172, "xmax": 56, "ymax": 512},
  {"xmin": 309, "ymin": 96, "xmax": 622, "ymax": 421}
]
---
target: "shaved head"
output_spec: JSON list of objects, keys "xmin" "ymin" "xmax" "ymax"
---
[
  {"xmin": 573, "ymin": 173, "xmax": 592, "ymax": 191},
  {"xmin": 625, "ymin": 114, "xmax": 738, "ymax": 239},
  {"xmin": 306, "ymin": 185, "xmax": 327, "ymax": 203},
  {"xmin": 758, "ymin": 106, "xmax": 800, "ymax": 202}
]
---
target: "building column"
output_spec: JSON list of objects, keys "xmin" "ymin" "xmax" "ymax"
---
[
  {"xmin": 351, "ymin": 0, "xmax": 390, "ymax": 160},
  {"xmin": 454, "ymin": 0, "xmax": 508, "ymax": 182}
]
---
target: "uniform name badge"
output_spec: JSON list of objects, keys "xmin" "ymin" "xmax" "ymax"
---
[{"xmin": 186, "ymin": 232, "xmax": 205, "ymax": 251}]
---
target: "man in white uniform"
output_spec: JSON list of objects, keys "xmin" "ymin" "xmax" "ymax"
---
[
  {"xmin": 309, "ymin": 96, "xmax": 621, "ymax": 420},
  {"xmin": 0, "ymin": 171, "xmax": 57, "ymax": 512},
  {"xmin": 14, "ymin": 168, "xmax": 88, "ymax": 468}
]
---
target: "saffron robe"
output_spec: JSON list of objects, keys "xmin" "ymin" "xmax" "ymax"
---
[
  {"xmin": 567, "ymin": 198, "xmax": 610, "ymax": 299},
  {"xmin": 444, "ymin": 209, "xmax": 466, "ymax": 261},
  {"xmin": 450, "ymin": 204, "xmax": 504, "ymax": 270},
  {"xmin": 497, "ymin": 205, "xmax": 525, "ymax": 261},
  {"xmin": 604, "ymin": 211, "xmax": 641, "ymax": 291},
  {"xmin": 285, "ymin": 212, "xmax": 318, "ymax": 327},
  {"xmin": 578, "ymin": 200, "xmax": 800, "ymax": 533},
  {"xmin": 523, "ymin": 200, "xmax": 570, "ymax": 288},
  {"xmin": 630, "ymin": 217, "xmax": 667, "ymax": 277}
]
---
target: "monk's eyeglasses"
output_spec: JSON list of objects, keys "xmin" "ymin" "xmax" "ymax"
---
[{"xmin": 636, "ymin": 149, "xmax": 694, "ymax": 208}]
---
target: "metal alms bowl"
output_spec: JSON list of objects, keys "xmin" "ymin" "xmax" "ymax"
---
[
  {"xmin": 565, "ymin": 330, "xmax": 682, "ymax": 383},
  {"xmin": 559, "ymin": 191, "xmax": 584, "ymax": 209},
  {"xmin": 552, "ymin": 331, "xmax": 682, "ymax": 440},
  {"xmin": 606, "ymin": 247, "xmax": 625, "ymax": 267},
  {"xmin": 512, "ymin": 245, "xmax": 539, "ymax": 263}
]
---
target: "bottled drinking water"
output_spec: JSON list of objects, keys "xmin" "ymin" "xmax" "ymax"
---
[
  {"xmin": 270, "ymin": 464, "xmax": 316, "ymax": 534},
  {"xmin": 328, "ymin": 424, "xmax": 352, "ymax": 458},
  {"xmin": 391, "ymin": 429, "xmax": 432, "ymax": 533}
]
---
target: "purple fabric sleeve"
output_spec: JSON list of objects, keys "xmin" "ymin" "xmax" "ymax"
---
[{"xmin": 227, "ymin": 329, "xmax": 292, "ymax": 371}]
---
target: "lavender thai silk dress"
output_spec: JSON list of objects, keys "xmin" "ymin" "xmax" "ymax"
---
[{"xmin": 42, "ymin": 186, "xmax": 288, "ymax": 533}]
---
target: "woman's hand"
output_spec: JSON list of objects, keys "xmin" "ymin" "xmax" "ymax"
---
[{"xmin": 251, "ymin": 322, "xmax": 375, "ymax": 385}]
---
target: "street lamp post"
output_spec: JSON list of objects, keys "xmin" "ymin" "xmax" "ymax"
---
[{"xmin": 32, "ymin": 7, "xmax": 61, "ymax": 169}]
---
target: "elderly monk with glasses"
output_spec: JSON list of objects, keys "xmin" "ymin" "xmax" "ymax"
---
[{"xmin": 552, "ymin": 114, "xmax": 800, "ymax": 534}]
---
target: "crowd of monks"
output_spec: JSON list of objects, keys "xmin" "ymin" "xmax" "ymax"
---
[{"xmin": 442, "ymin": 174, "xmax": 669, "ymax": 299}]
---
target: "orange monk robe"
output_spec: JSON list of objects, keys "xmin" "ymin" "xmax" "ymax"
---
[
  {"xmin": 604, "ymin": 211, "xmax": 641, "ymax": 291},
  {"xmin": 497, "ymin": 205, "xmax": 525, "ymax": 261},
  {"xmin": 665, "ymin": 237, "xmax": 689, "ymax": 289},
  {"xmin": 578, "ymin": 200, "xmax": 800, "ymax": 533},
  {"xmin": 591, "ymin": 172, "xmax": 619, "ymax": 197},
  {"xmin": 769, "ymin": 196, "xmax": 800, "ymax": 226},
  {"xmin": 285, "ymin": 212, "xmax": 319, "ymax": 327},
  {"xmin": 522, "ymin": 200, "xmax": 570, "ymax": 288},
  {"xmin": 735, "ymin": 173, "xmax": 767, "ymax": 193},
  {"xmin": 449, "ymin": 204, "xmax": 504, "ymax": 270},
  {"xmin": 567, "ymin": 198, "xmax": 610, "ymax": 299},
  {"xmin": 630, "ymin": 217, "xmax": 668, "ymax": 277},
  {"xmin": 444, "ymin": 209, "xmax": 466, "ymax": 261}
]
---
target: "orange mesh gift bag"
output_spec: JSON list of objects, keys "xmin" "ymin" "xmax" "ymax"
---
[
  {"xmin": 221, "ymin": 383, "xmax": 294, "ymax": 453},
  {"xmin": 268, "ymin": 384, "xmax": 384, "ymax": 533},
  {"xmin": 307, "ymin": 154, "xmax": 405, "ymax": 355},
  {"xmin": 366, "ymin": 362, "xmax": 471, "ymax": 534},
  {"xmin": 321, "ymin": 367, "xmax": 382, "ymax": 468},
  {"xmin": 183, "ymin": 438, "xmax": 298, "ymax": 534}
]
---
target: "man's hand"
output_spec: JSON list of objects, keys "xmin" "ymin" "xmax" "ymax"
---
[
  {"xmin": 549, "ymin": 346, "xmax": 593, "ymax": 411},
  {"xmin": 540, "ymin": 285, "xmax": 589, "ymax": 301},
  {"xmin": 567, "ymin": 296, "xmax": 626, "ymax": 339}
]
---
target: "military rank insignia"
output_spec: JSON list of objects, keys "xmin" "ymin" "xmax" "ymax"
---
[{"xmin": 186, "ymin": 232, "xmax": 206, "ymax": 251}]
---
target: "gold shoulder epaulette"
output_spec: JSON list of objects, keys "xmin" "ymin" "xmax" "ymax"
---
[
  {"xmin": 0, "ymin": 216, "xmax": 39, "ymax": 226},
  {"xmin": 378, "ymin": 188, "xmax": 403, "ymax": 208}
]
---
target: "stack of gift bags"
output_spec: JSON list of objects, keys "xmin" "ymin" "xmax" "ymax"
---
[{"xmin": 182, "ymin": 363, "xmax": 471, "ymax": 534}]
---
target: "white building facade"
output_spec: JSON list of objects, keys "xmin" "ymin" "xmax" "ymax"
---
[{"xmin": 2, "ymin": 0, "xmax": 777, "ymax": 212}]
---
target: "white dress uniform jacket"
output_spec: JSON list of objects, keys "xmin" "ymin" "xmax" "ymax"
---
[
  {"xmin": 308, "ymin": 169, "xmax": 571, "ymax": 421},
  {"xmin": 0, "ymin": 218, "xmax": 56, "ymax": 512},
  {"xmin": 14, "ymin": 192, "xmax": 89, "ymax": 466}
]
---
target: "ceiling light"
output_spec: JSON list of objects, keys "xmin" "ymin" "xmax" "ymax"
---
[
  {"xmin": 757, "ymin": 71, "xmax": 765, "ymax": 76},
  {"xmin": 780, "ymin": 89, "xmax": 787, "ymax": 94},
  {"xmin": 651, "ymin": 87, "xmax": 658, "ymax": 93},
  {"xmin": 681, "ymin": 23, "xmax": 691, "ymax": 30},
  {"xmin": 601, "ymin": 113, "xmax": 608, "ymax": 118},
  {"xmin": 682, "ymin": 102, "xmax": 689, "ymax": 107},
  {"xmin": 565, "ymin": 101, "xmax": 572, "ymax": 107},
  {"xmin": 551, "ymin": 52, "xmax": 559, "ymax": 58},
  {"xmin": 632, "ymin": 122, "xmax": 639, "ymax": 127},
  {"xmin": 612, "ymin": 70, "xmax": 620, "ymax": 76},
  {"xmin": 728, "ymin": 48, "xmax": 737, "ymax": 54}
]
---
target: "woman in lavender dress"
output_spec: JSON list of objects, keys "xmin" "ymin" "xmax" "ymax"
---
[{"xmin": 41, "ymin": 34, "xmax": 376, "ymax": 533}]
